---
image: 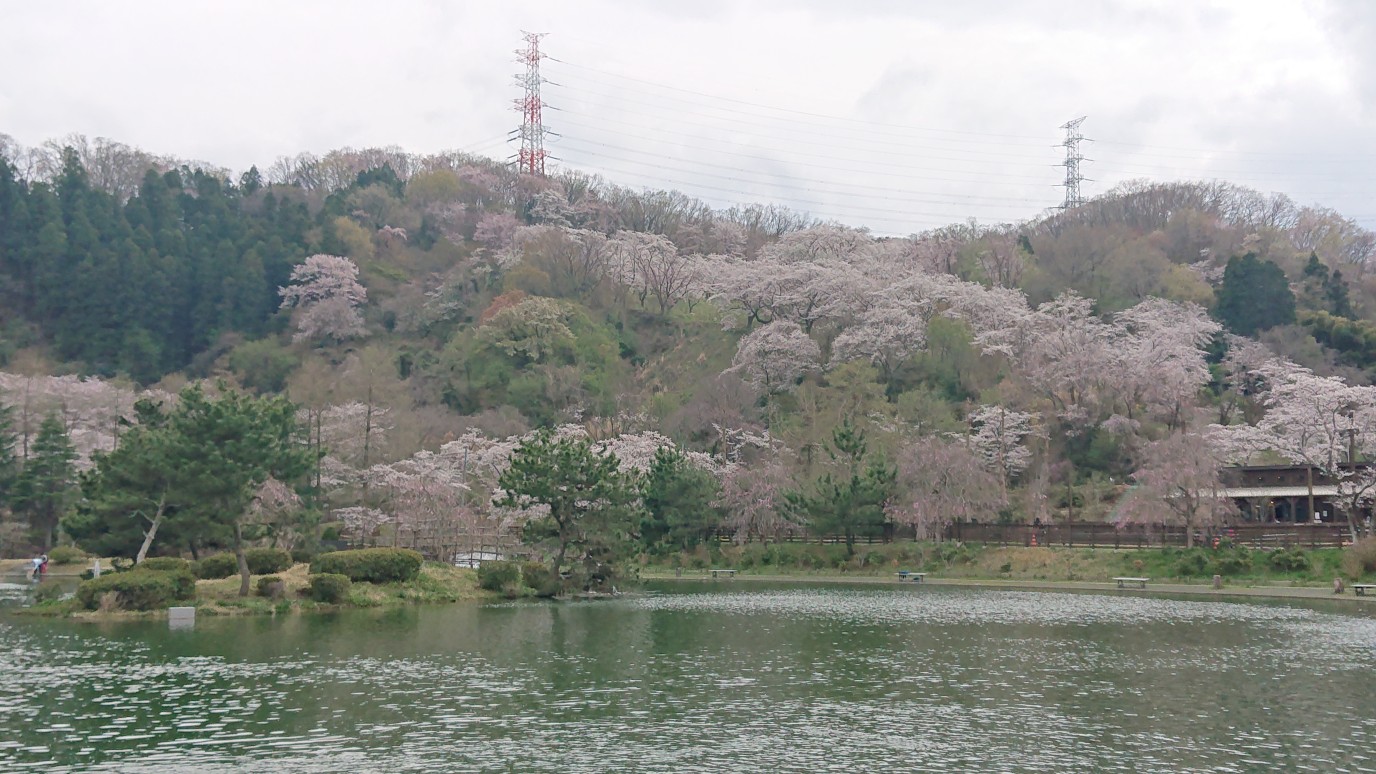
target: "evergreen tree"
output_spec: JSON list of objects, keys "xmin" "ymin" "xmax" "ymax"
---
[
  {"xmin": 497, "ymin": 429, "xmax": 639, "ymax": 579},
  {"xmin": 1214, "ymin": 253, "xmax": 1296, "ymax": 336},
  {"xmin": 785, "ymin": 419, "xmax": 896, "ymax": 557},
  {"xmin": 0, "ymin": 401, "xmax": 17, "ymax": 509},
  {"xmin": 12, "ymin": 413, "xmax": 77, "ymax": 550},
  {"xmin": 639, "ymin": 446, "xmax": 721, "ymax": 551}
]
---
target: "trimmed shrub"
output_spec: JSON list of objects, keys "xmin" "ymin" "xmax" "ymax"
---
[
  {"xmin": 256, "ymin": 575, "xmax": 285, "ymax": 598},
  {"xmin": 194, "ymin": 553, "xmax": 239, "ymax": 579},
  {"xmin": 306, "ymin": 573, "xmax": 352, "ymax": 603},
  {"xmin": 521, "ymin": 561, "xmax": 563, "ymax": 598},
  {"xmin": 477, "ymin": 560, "xmax": 522, "ymax": 592},
  {"xmin": 311, "ymin": 548, "xmax": 423, "ymax": 583},
  {"xmin": 290, "ymin": 548, "xmax": 317, "ymax": 565},
  {"xmin": 76, "ymin": 568, "xmax": 194, "ymax": 611},
  {"xmin": 245, "ymin": 548, "xmax": 292, "ymax": 575},
  {"xmin": 47, "ymin": 546, "xmax": 85, "ymax": 565},
  {"xmin": 140, "ymin": 557, "xmax": 191, "ymax": 573}
]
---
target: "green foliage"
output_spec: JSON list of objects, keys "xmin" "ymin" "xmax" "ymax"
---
[
  {"xmin": 1267, "ymin": 547, "xmax": 1312, "ymax": 573},
  {"xmin": 520, "ymin": 561, "xmax": 563, "ymax": 598},
  {"xmin": 476, "ymin": 560, "xmax": 523, "ymax": 595},
  {"xmin": 639, "ymin": 446, "xmax": 721, "ymax": 552},
  {"xmin": 245, "ymin": 547, "xmax": 292, "ymax": 575},
  {"xmin": 785, "ymin": 419, "xmax": 896, "ymax": 557},
  {"xmin": 497, "ymin": 428, "xmax": 640, "ymax": 575},
  {"xmin": 46, "ymin": 545, "xmax": 85, "ymax": 565},
  {"xmin": 1214, "ymin": 253, "xmax": 1296, "ymax": 335},
  {"xmin": 193, "ymin": 553, "xmax": 239, "ymax": 579},
  {"xmin": 75, "ymin": 567, "xmax": 195, "ymax": 611},
  {"xmin": 290, "ymin": 548, "xmax": 317, "ymax": 565},
  {"xmin": 0, "ymin": 401, "xmax": 16, "ymax": 508},
  {"xmin": 227, "ymin": 338, "xmax": 297, "ymax": 393},
  {"xmin": 12, "ymin": 413, "xmax": 77, "ymax": 550},
  {"xmin": 311, "ymin": 548, "xmax": 423, "ymax": 583},
  {"xmin": 1299, "ymin": 309, "xmax": 1376, "ymax": 370},
  {"xmin": 72, "ymin": 384, "xmax": 313, "ymax": 596},
  {"xmin": 255, "ymin": 575, "xmax": 284, "ymax": 597},
  {"xmin": 33, "ymin": 582, "xmax": 65, "ymax": 604},
  {"xmin": 306, "ymin": 572, "xmax": 352, "ymax": 603},
  {"xmin": 139, "ymin": 556, "xmax": 190, "ymax": 573}
]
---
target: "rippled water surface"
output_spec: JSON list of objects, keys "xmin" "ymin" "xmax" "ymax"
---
[{"xmin": 3, "ymin": 582, "xmax": 1376, "ymax": 772}]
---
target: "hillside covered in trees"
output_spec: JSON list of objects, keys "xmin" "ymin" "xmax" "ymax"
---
[{"xmin": 3, "ymin": 133, "xmax": 1376, "ymax": 562}]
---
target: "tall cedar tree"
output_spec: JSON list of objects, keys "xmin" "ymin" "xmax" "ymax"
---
[
  {"xmin": 1214, "ymin": 253, "xmax": 1296, "ymax": 336},
  {"xmin": 12, "ymin": 413, "xmax": 77, "ymax": 550}
]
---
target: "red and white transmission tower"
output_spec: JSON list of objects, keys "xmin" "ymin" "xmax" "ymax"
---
[{"xmin": 512, "ymin": 31, "xmax": 552, "ymax": 176}]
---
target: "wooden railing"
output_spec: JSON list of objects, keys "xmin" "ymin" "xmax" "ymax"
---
[{"xmin": 711, "ymin": 522, "xmax": 1352, "ymax": 550}]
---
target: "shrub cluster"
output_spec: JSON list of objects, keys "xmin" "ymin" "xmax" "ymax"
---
[
  {"xmin": 311, "ymin": 548, "xmax": 423, "ymax": 583},
  {"xmin": 306, "ymin": 573, "xmax": 352, "ymax": 603},
  {"xmin": 477, "ymin": 560, "xmax": 522, "ymax": 592},
  {"xmin": 140, "ymin": 557, "xmax": 191, "ymax": 573},
  {"xmin": 245, "ymin": 548, "xmax": 293, "ymax": 575},
  {"xmin": 47, "ymin": 546, "xmax": 86, "ymax": 565},
  {"xmin": 1268, "ymin": 547, "xmax": 1313, "ymax": 573},
  {"xmin": 476, "ymin": 559, "xmax": 564, "ymax": 598},
  {"xmin": 193, "ymin": 553, "xmax": 239, "ymax": 579},
  {"xmin": 255, "ymin": 575, "xmax": 285, "ymax": 597},
  {"xmin": 75, "ymin": 567, "xmax": 195, "ymax": 611}
]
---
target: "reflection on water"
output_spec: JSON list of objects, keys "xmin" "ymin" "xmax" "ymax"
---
[{"xmin": 2, "ymin": 583, "xmax": 1375, "ymax": 772}]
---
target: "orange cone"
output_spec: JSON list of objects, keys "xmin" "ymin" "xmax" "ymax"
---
[{"xmin": 1030, "ymin": 533, "xmax": 1038, "ymax": 547}]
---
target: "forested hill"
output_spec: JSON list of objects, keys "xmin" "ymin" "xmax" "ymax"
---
[{"xmin": 3, "ymin": 135, "xmax": 1376, "ymax": 550}]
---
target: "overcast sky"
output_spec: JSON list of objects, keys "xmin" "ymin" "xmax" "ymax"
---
[{"xmin": 3, "ymin": 0, "xmax": 1373, "ymax": 234}]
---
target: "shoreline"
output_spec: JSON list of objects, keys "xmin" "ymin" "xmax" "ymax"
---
[{"xmin": 640, "ymin": 571, "xmax": 1376, "ymax": 604}]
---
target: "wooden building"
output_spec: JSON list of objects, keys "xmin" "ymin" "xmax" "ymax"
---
[{"xmin": 1220, "ymin": 464, "xmax": 1370, "ymax": 523}]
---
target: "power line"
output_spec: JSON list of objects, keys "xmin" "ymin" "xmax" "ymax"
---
[{"xmin": 1058, "ymin": 117, "xmax": 1090, "ymax": 209}]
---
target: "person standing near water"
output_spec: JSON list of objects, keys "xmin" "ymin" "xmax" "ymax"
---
[{"xmin": 30, "ymin": 555, "xmax": 44, "ymax": 581}]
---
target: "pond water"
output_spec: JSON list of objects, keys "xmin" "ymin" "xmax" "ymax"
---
[{"xmin": 2, "ymin": 581, "xmax": 1375, "ymax": 772}]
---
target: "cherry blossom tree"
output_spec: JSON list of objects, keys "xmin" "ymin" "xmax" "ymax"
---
[
  {"xmin": 1112, "ymin": 298, "xmax": 1220, "ymax": 429},
  {"xmin": 967, "ymin": 405, "xmax": 1037, "ymax": 487},
  {"xmin": 279, "ymin": 254, "xmax": 368, "ymax": 344},
  {"xmin": 727, "ymin": 321, "xmax": 821, "ymax": 396},
  {"xmin": 1114, "ymin": 432, "xmax": 1237, "ymax": 547},
  {"xmin": 887, "ymin": 436, "xmax": 1006, "ymax": 539},
  {"xmin": 714, "ymin": 455, "xmax": 799, "ymax": 541},
  {"xmin": 608, "ymin": 231, "xmax": 701, "ymax": 315}
]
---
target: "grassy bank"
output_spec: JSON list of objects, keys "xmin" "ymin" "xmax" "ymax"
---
[
  {"xmin": 16, "ymin": 562, "xmax": 496, "ymax": 619},
  {"xmin": 642, "ymin": 542, "xmax": 1375, "ymax": 588}
]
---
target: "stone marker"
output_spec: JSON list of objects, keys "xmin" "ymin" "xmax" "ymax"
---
[
  {"xmin": 92, "ymin": 558, "xmax": 102, "ymax": 578},
  {"xmin": 1334, "ymin": 577, "xmax": 1345, "ymax": 594},
  {"xmin": 168, "ymin": 606, "xmax": 195, "ymax": 630},
  {"xmin": 1212, "ymin": 574, "xmax": 1222, "ymax": 590}
]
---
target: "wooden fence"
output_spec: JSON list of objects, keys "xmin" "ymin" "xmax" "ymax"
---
[{"xmin": 713, "ymin": 522, "xmax": 1352, "ymax": 550}]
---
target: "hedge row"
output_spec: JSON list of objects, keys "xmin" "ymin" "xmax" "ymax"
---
[
  {"xmin": 192, "ymin": 548, "xmax": 294, "ymax": 579},
  {"xmin": 310, "ymin": 548, "xmax": 422, "ymax": 583},
  {"xmin": 76, "ymin": 568, "xmax": 196, "ymax": 611}
]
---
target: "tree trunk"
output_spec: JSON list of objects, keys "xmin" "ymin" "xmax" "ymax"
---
[
  {"xmin": 1307, "ymin": 465, "xmax": 1316, "ymax": 527},
  {"xmin": 234, "ymin": 522, "xmax": 251, "ymax": 598},
  {"xmin": 134, "ymin": 494, "xmax": 168, "ymax": 564}
]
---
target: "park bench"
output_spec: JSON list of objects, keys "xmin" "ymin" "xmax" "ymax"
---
[
  {"xmin": 710, "ymin": 569, "xmax": 738, "ymax": 579},
  {"xmin": 1354, "ymin": 584, "xmax": 1376, "ymax": 596},
  {"xmin": 896, "ymin": 571, "xmax": 926, "ymax": 583},
  {"xmin": 1114, "ymin": 577, "xmax": 1149, "ymax": 589}
]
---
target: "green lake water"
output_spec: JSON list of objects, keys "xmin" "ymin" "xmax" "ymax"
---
[{"xmin": 2, "ymin": 579, "xmax": 1375, "ymax": 772}]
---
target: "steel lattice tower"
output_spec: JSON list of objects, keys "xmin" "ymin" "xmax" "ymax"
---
[
  {"xmin": 1058, "ymin": 116, "xmax": 1090, "ymax": 209},
  {"xmin": 512, "ymin": 31, "xmax": 551, "ymax": 176}
]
